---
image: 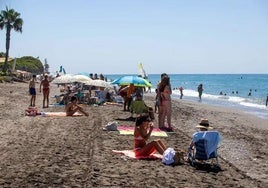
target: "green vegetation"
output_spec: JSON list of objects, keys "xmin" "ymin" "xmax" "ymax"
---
[
  {"xmin": 15, "ymin": 56, "xmax": 44, "ymax": 74},
  {"xmin": 0, "ymin": 55, "xmax": 44, "ymax": 74},
  {"xmin": 0, "ymin": 55, "xmax": 44, "ymax": 82}
]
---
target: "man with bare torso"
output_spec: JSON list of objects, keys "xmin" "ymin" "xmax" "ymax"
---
[{"xmin": 29, "ymin": 75, "xmax": 36, "ymax": 107}]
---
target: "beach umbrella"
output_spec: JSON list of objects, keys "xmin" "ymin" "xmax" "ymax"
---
[
  {"xmin": 91, "ymin": 79, "xmax": 113, "ymax": 88},
  {"xmin": 111, "ymin": 75, "xmax": 152, "ymax": 87},
  {"xmin": 51, "ymin": 74, "xmax": 74, "ymax": 84},
  {"xmin": 73, "ymin": 74, "xmax": 92, "ymax": 83},
  {"xmin": 83, "ymin": 79, "xmax": 112, "ymax": 88}
]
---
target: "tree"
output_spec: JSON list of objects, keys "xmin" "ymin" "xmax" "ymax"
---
[{"xmin": 0, "ymin": 7, "xmax": 23, "ymax": 73}]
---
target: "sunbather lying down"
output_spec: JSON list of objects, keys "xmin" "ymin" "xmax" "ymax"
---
[
  {"xmin": 65, "ymin": 96, "xmax": 89, "ymax": 116},
  {"xmin": 25, "ymin": 107, "xmax": 41, "ymax": 116}
]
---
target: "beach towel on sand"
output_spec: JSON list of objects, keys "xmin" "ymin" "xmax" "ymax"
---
[
  {"xmin": 42, "ymin": 112, "xmax": 83, "ymax": 117},
  {"xmin": 117, "ymin": 126, "xmax": 168, "ymax": 137},
  {"xmin": 112, "ymin": 150, "xmax": 162, "ymax": 159}
]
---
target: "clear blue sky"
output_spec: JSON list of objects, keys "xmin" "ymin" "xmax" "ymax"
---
[{"xmin": 0, "ymin": 0, "xmax": 267, "ymax": 74}]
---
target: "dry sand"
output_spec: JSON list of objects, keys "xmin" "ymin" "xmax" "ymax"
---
[{"xmin": 0, "ymin": 82, "xmax": 267, "ymax": 187}]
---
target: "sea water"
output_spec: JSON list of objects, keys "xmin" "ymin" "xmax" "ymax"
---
[{"xmin": 106, "ymin": 74, "xmax": 268, "ymax": 120}]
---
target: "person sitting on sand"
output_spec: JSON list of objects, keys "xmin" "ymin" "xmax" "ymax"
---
[
  {"xmin": 187, "ymin": 119, "xmax": 221, "ymax": 161},
  {"xmin": 134, "ymin": 115, "xmax": 166, "ymax": 157},
  {"xmin": 129, "ymin": 92, "xmax": 154, "ymax": 120},
  {"xmin": 188, "ymin": 119, "xmax": 213, "ymax": 149},
  {"xmin": 65, "ymin": 96, "xmax": 89, "ymax": 116}
]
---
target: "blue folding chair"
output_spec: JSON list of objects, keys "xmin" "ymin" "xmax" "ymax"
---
[{"xmin": 188, "ymin": 131, "xmax": 220, "ymax": 167}]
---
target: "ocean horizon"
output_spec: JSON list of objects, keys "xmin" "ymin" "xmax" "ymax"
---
[{"xmin": 105, "ymin": 74, "xmax": 268, "ymax": 120}]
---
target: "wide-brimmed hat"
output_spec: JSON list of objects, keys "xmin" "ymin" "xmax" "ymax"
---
[
  {"xmin": 196, "ymin": 119, "xmax": 213, "ymax": 129},
  {"xmin": 103, "ymin": 121, "xmax": 118, "ymax": 131}
]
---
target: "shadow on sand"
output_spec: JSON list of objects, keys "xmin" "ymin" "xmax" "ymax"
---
[{"xmin": 115, "ymin": 117, "xmax": 136, "ymax": 122}]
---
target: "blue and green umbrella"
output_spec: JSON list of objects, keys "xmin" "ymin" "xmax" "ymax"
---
[{"xmin": 111, "ymin": 75, "xmax": 152, "ymax": 87}]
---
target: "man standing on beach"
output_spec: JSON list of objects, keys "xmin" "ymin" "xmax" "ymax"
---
[
  {"xmin": 266, "ymin": 94, "xmax": 268, "ymax": 107},
  {"xmin": 40, "ymin": 75, "xmax": 50, "ymax": 108},
  {"xmin": 29, "ymin": 75, "xmax": 36, "ymax": 107}
]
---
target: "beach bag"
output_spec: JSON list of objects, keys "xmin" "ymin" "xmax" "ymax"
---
[
  {"xmin": 162, "ymin": 148, "xmax": 176, "ymax": 165},
  {"xmin": 162, "ymin": 148, "xmax": 184, "ymax": 165}
]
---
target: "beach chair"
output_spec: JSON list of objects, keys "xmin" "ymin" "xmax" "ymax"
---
[
  {"xmin": 129, "ymin": 100, "xmax": 149, "ymax": 118},
  {"xmin": 129, "ymin": 100, "xmax": 155, "ymax": 120},
  {"xmin": 188, "ymin": 131, "xmax": 220, "ymax": 167}
]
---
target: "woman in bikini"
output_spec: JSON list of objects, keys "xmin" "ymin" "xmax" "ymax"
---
[
  {"xmin": 158, "ymin": 75, "xmax": 173, "ymax": 131},
  {"xmin": 39, "ymin": 75, "xmax": 50, "ymax": 108},
  {"xmin": 65, "ymin": 96, "xmax": 89, "ymax": 116},
  {"xmin": 134, "ymin": 116, "xmax": 166, "ymax": 157}
]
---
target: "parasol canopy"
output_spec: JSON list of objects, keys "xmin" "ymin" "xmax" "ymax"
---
[
  {"xmin": 51, "ymin": 74, "xmax": 74, "ymax": 84},
  {"xmin": 72, "ymin": 75, "xmax": 92, "ymax": 83},
  {"xmin": 84, "ymin": 79, "xmax": 112, "ymax": 88},
  {"xmin": 111, "ymin": 75, "xmax": 152, "ymax": 87}
]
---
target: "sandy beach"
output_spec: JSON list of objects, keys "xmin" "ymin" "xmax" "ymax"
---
[{"xmin": 0, "ymin": 82, "xmax": 267, "ymax": 187}]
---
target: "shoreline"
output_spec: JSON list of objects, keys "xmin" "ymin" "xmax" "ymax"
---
[
  {"xmin": 166, "ymin": 90, "xmax": 268, "ymax": 120},
  {"xmin": 0, "ymin": 82, "xmax": 267, "ymax": 187}
]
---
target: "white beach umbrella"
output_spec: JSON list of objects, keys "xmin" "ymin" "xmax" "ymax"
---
[
  {"xmin": 73, "ymin": 74, "xmax": 92, "ymax": 83},
  {"xmin": 51, "ymin": 74, "xmax": 74, "ymax": 84},
  {"xmin": 91, "ymin": 80, "xmax": 112, "ymax": 88},
  {"xmin": 83, "ymin": 79, "xmax": 112, "ymax": 88}
]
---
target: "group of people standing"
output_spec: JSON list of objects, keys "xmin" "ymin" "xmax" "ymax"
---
[
  {"xmin": 155, "ymin": 73, "xmax": 204, "ymax": 131},
  {"xmin": 157, "ymin": 73, "xmax": 173, "ymax": 132},
  {"xmin": 28, "ymin": 74, "xmax": 89, "ymax": 116},
  {"xmin": 29, "ymin": 74, "xmax": 50, "ymax": 108}
]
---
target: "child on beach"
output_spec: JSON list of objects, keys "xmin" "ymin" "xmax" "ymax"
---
[
  {"xmin": 65, "ymin": 96, "xmax": 89, "ymax": 116},
  {"xmin": 29, "ymin": 75, "xmax": 36, "ymax": 107},
  {"xmin": 134, "ymin": 116, "xmax": 166, "ymax": 157}
]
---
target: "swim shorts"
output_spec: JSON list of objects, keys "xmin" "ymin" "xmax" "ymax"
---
[{"xmin": 29, "ymin": 88, "xmax": 36, "ymax": 95}]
